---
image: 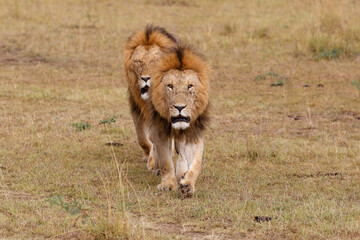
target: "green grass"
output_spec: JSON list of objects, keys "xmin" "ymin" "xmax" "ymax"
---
[
  {"xmin": 1, "ymin": 0, "xmax": 360, "ymax": 239},
  {"xmin": 351, "ymin": 80, "xmax": 360, "ymax": 90},
  {"xmin": 315, "ymin": 47, "xmax": 341, "ymax": 60},
  {"xmin": 71, "ymin": 122, "xmax": 91, "ymax": 131}
]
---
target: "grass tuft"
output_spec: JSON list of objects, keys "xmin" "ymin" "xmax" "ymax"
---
[
  {"xmin": 71, "ymin": 122, "xmax": 91, "ymax": 131},
  {"xmin": 252, "ymin": 27, "xmax": 270, "ymax": 39},
  {"xmin": 293, "ymin": 0, "xmax": 360, "ymax": 58},
  {"xmin": 270, "ymin": 78, "xmax": 285, "ymax": 87},
  {"xmin": 255, "ymin": 71, "xmax": 279, "ymax": 81},
  {"xmin": 315, "ymin": 47, "xmax": 340, "ymax": 60},
  {"xmin": 99, "ymin": 115, "xmax": 117, "ymax": 126},
  {"xmin": 47, "ymin": 195, "xmax": 92, "ymax": 226},
  {"xmin": 351, "ymin": 80, "xmax": 360, "ymax": 97},
  {"xmin": 221, "ymin": 23, "xmax": 237, "ymax": 36}
]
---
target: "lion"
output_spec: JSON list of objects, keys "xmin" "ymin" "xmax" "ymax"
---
[
  {"xmin": 149, "ymin": 44, "xmax": 210, "ymax": 197},
  {"xmin": 124, "ymin": 25, "xmax": 178, "ymax": 165}
]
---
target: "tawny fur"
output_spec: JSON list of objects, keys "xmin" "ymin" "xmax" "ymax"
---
[
  {"xmin": 151, "ymin": 45, "xmax": 210, "ymax": 125},
  {"xmin": 124, "ymin": 25, "xmax": 178, "ymax": 162},
  {"xmin": 148, "ymin": 44, "xmax": 210, "ymax": 196},
  {"xmin": 124, "ymin": 25, "xmax": 178, "ymax": 120}
]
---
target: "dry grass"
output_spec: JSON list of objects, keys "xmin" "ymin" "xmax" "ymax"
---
[{"xmin": 1, "ymin": 0, "xmax": 360, "ymax": 239}]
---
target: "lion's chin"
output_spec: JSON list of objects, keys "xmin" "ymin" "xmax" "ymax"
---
[
  {"xmin": 141, "ymin": 93, "xmax": 149, "ymax": 100},
  {"xmin": 171, "ymin": 121, "xmax": 190, "ymax": 130},
  {"xmin": 171, "ymin": 116, "xmax": 190, "ymax": 130},
  {"xmin": 140, "ymin": 86, "xmax": 149, "ymax": 100}
]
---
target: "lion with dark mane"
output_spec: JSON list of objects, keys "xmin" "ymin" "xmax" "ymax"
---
[
  {"xmin": 124, "ymin": 25, "xmax": 178, "ymax": 165},
  {"xmin": 149, "ymin": 44, "xmax": 210, "ymax": 197}
]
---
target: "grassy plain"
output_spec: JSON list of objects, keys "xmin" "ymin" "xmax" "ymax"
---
[{"xmin": 1, "ymin": 0, "xmax": 360, "ymax": 239}]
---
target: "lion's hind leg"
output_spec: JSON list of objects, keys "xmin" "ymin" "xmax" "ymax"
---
[
  {"xmin": 147, "ymin": 145, "xmax": 161, "ymax": 176},
  {"xmin": 132, "ymin": 113, "xmax": 152, "ymax": 162}
]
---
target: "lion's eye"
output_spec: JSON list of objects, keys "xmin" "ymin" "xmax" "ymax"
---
[
  {"xmin": 135, "ymin": 61, "xmax": 141, "ymax": 65},
  {"xmin": 188, "ymin": 84, "xmax": 193, "ymax": 89},
  {"xmin": 167, "ymin": 84, "xmax": 173, "ymax": 89}
]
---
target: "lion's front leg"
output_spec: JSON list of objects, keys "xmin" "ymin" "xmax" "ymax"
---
[
  {"xmin": 152, "ymin": 130, "xmax": 177, "ymax": 191},
  {"xmin": 147, "ymin": 144, "xmax": 161, "ymax": 176},
  {"xmin": 175, "ymin": 138, "xmax": 188, "ymax": 181},
  {"xmin": 179, "ymin": 136, "xmax": 204, "ymax": 197}
]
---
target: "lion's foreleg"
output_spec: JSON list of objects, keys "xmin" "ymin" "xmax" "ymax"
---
[
  {"xmin": 172, "ymin": 138, "xmax": 177, "ymax": 155},
  {"xmin": 152, "ymin": 130, "xmax": 177, "ymax": 191},
  {"xmin": 175, "ymin": 138, "xmax": 189, "ymax": 181},
  {"xmin": 179, "ymin": 136, "xmax": 204, "ymax": 197}
]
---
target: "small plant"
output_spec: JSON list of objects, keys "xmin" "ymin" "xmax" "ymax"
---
[
  {"xmin": 247, "ymin": 150, "xmax": 260, "ymax": 162},
  {"xmin": 255, "ymin": 71, "xmax": 279, "ymax": 81},
  {"xmin": 351, "ymin": 80, "xmax": 360, "ymax": 97},
  {"xmin": 255, "ymin": 74, "xmax": 266, "ymax": 81},
  {"xmin": 253, "ymin": 27, "xmax": 269, "ymax": 39},
  {"xmin": 47, "ymin": 195, "xmax": 91, "ymax": 226},
  {"xmin": 351, "ymin": 80, "xmax": 360, "ymax": 91},
  {"xmin": 71, "ymin": 122, "xmax": 90, "ymax": 131},
  {"xmin": 271, "ymin": 78, "xmax": 285, "ymax": 87},
  {"xmin": 99, "ymin": 115, "xmax": 117, "ymax": 126},
  {"xmin": 255, "ymin": 71, "xmax": 286, "ymax": 86},
  {"xmin": 267, "ymin": 71, "xmax": 279, "ymax": 77},
  {"xmin": 316, "ymin": 47, "xmax": 340, "ymax": 60},
  {"xmin": 221, "ymin": 23, "xmax": 237, "ymax": 35}
]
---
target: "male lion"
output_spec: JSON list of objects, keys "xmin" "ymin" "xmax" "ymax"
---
[
  {"xmin": 149, "ymin": 44, "xmax": 210, "ymax": 197},
  {"xmin": 124, "ymin": 25, "xmax": 178, "ymax": 164}
]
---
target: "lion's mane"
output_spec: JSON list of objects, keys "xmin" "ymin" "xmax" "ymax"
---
[
  {"xmin": 124, "ymin": 24, "xmax": 178, "ymax": 119},
  {"xmin": 149, "ymin": 44, "xmax": 210, "ymax": 142}
]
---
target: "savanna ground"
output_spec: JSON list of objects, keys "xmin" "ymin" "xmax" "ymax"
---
[{"xmin": 1, "ymin": 0, "xmax": 360, "ymax": 239}]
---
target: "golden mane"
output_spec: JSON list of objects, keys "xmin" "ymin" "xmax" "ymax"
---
[
  {"xmin": 124, "ymin": 25, "xmax": 178, "ymax": 119},
  {"xmin": 124, "ymin": 24, "xmax": 178, "ymax": 73},
  {"xmin": 150, "ymin": 44, "xmax": 211, "ymax": 141}
]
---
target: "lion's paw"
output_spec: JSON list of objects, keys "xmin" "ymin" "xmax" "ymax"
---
[
  {"xmin": 179, "ymin": 179, "xmax": 195, "ymax": 198},
  {"xmin": 153, "ymin": 169, "xmax": 161, "ymax": 176},
  {"xmin": 157, "ymin": 178, "xmax": 178, "ymax": 191}
]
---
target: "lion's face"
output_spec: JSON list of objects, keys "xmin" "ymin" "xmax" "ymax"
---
[
  {"xmin": 150, "ymin": 45, "xmax": 210, "ymax": 132},
  {"xmin": 162, "ymin": 69, "xmax": 201, "ymax": 130},
  {"xmin": 131, "ymin": 45, "xmax": 162, "ymax": 100}
]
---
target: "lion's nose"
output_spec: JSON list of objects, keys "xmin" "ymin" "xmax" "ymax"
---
[
  {"xmin": 141, "ymin": 76, "xmax": 151, "ymax": 82},
  {"xmin": 174, "ymin": 105, "xmax": 187, "ymax": 112}
]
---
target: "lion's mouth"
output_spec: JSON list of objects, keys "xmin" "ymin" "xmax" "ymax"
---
[
  {"xmin": 141, "ymin": 86, "xmax": 149, "ymax": 94},
  {"xmin": 171, "ymin": 116, "xmax": 190, "ymax": 124}
]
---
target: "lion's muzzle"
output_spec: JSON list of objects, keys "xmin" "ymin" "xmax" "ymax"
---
[{"xmin": 140, "ymin": 76, "xmax": 151, "ymax": 100}]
